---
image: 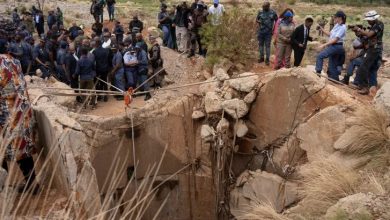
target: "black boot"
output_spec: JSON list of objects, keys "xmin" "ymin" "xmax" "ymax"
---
[
  {"xmin": 144, "ymin": 93, "xmax": 152, "ymax": 101},
  {"xmin": 342, "ymin": 75, "xmax": 350, "ymax": 85},
  {"xmin": 187, "ymin": 50, "xmax": 195, "ymax": 58}
]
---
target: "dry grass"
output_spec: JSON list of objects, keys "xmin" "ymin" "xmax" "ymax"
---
[
  {"xmin": 235, "ymin": 201, "xmax": 290, "ymax": 220},
  {"xmin": 298, "ymin": 155, "xmax": 360, "ymax": 217},
  {"xmin": 338, "ymin": 108, "xmax": 390, "ymax": 168}
]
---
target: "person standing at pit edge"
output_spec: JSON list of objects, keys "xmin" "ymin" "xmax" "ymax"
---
[
  {"xmin": 353, "ymin": 10, "xmax": 384, "ymax": 95},
  {"xmin": 315, "ymin": 11, "xmax": 347, "ymax": 81},
  {"xmin": 256, "ymin": 1, "xmax": 278, "ymax": 65},
  {"xmin": 291, "ymin": 16, "xmax": 314, "ymax": 67},
  {"xmin": 0, "ymin": 40, "xmax": 40, "ymax": 195}
]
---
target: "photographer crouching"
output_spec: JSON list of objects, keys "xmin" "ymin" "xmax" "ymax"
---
[{"xmin": 352, "ymin": 10, "xmax": 384, "ymax": 95}]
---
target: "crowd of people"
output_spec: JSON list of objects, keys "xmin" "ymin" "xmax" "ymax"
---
[
  {"xmin": 156, "ymin": 0, "xmax": 224, "ymax": 57},
  {"xmin": 0, "ymin": 0, "xmax": 385, "ymax": 196},
  {"xmin": 256, "ymin": 2, "xmax": 384, "ymax": 95}
]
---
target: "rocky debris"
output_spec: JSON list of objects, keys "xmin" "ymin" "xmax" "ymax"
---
[
  {"xmin": 192, "ymin": 110, "xmax": 205, "ymax": 120},
  {"xmin": 296, "ymin": 106, "xmax": 348, "ymax": 161},
  {"xmin": 202, "ymin": 70, "xmax": 212, "ymax": 79},
  {"xmin": 325, "ymin": 193, "xmax": 390, "ymax": 220},
  {"xmin": 243, "ymin": 90, "xmax": 257, "ymax": 104},
  {"xmin": 213, "ymin": 58, "xmax": 234, "ymax": 74},
  {"xmin": 217, "ymin": 117, "xmax": 230, "ymax": 132},
  {"xmin": 215, "ymin": 68, "xmax": 230, "ymax": 81},
  {"xmin": 222, "ymin": 99, "xmax": 249, "ymax": 119},
  {"xmin": 230, "ymin": 170, "xmax": 299, "ymax": 215},
  {"xmin": 228, "ymin": 72, "xmax": 260, "ymax": 92},
  {"xmin": 205, "ymin": 92, "xmax": 223, "ymax": 114},
  {"xmin": 235, "ymin": 120, "xmax": 249, "ymax": 138},
  {"xmin": 201, "ymin": 124, "xmax": 216, "ymax": 142},
  {"xmin": 374, "ymin": 81, "xmax": 390, "ymax": 115},
  {"xmin": 199, "ymin": 77, "xmax": 220, "ymax": 95},
  {"xmin": 27, "ymin": 76, "xmax": 74, "ymax": 106}
]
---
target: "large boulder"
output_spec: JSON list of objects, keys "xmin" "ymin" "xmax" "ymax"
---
[
  {"xmin": 222, "ymin": 99, "xmax": 249, "ymax": 119},
  {"xmin": 325, "ymin": 193, "xmax": 390, "ymax": 220},
  {"xmin": 205, "ymin": 92, "xmax": 223, "ymax": 114},
  {"xmin": 235, "ymin": 120, "xmax": 249, "ymax": 138},
  {"xmin": 230, "ymin": 170, "xmax": 299, "ymax": 215},
  {"xmin": 374, "ymin": 81, "xmax": 390, "ymax": 115},
  {"xmin": 215, "ymin": 68, "xmax": 230, "ymax": 81},
  {"xmin": 228, "ymin": 72, "xmax": 260, "ymax": 92},
  {"xmin": 248, "ymin": 69, "xmax": 356, "ymax": 149},
  {"xmin": 296, "ymin": 105, "xmax": 348, "ymax": 161},
  {"xmin": 201, "ymin": 124, "xmax": 216, "ymax": 142}
]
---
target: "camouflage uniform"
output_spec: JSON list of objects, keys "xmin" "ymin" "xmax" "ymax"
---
[{"xmin": 256, "ymin": 9, "xmax": 278, "ymax": 64}]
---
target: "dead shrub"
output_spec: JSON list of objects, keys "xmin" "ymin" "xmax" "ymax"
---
[
  {"xmin": 338, "ymin": 108, "xmax": 390, "ymax": 168},
  {"xmin": 235, "ymin": 201, "xmax": 289, "ymax": 220},
  {"xmin": 298, "ymin": 156, "xmax": 360, "ymax": 217},
  {"xmin": 201, "ymin": 8, "xmax": 258, "ymax": 67}
]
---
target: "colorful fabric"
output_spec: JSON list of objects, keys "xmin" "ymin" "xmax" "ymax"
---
[{"xmin": 0, "ymin": 54, "xmax": 35, "ymax": 161}]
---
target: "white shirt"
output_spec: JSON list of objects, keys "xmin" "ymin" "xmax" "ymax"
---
[{"xmin": 208, "ymin": 4, "xmax": 225, "ymax": 25}]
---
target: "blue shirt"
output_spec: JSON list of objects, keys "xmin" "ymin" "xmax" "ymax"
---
[
  {"xmin": 112, "ymin": 51, "xmax": 124, "ymax": 74},
  {"xmin": 75, "ymin": 55, "xmax": 96, "ymax": 81},
  {"xmin": 56, "ymin": 48, "xmax": 67, "ymax": 65},
  {"xmin": 137, "ymin": 50, "xmax": 148, "ymax": 71},
  {"xmin": 330, "ymin": 23, "xmax": 346, "ymax": 44}
]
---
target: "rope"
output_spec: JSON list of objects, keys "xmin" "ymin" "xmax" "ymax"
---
[{"xmin": 133, "ymin": 68, "xmax": 166, "ymax": 93}]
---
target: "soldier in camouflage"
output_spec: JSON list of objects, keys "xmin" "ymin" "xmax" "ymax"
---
[{"xmin": 256, "ymin": 1, "xmax": 278, "ymax": 65}]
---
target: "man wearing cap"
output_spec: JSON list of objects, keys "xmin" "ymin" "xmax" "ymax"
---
[
  {"xmin": 158, "ymin": 3, "xmax": 174, "ymax": 49},
  {"xmin": 256, "ymin": 1, "xmax": 278, "ymax": 65},
  {"xmin": 123, "ymin": 46, "xmax": 139, "ymax": 89},
  {"xmin": 0, "ymin": 39, "xmax": 40, "ymax": 195},
  {"xmin": 188, "ymin": 1, "xmax": 208, "ymax": 57},
  {"xmin": 208, "ymin": 0, "xmax": 225, "ymax": 26},
  {"xmin": 148, "ymin": 35, "xmax": 164, "ymax": 88},
  {"xmin": 291, "ymin": 16, "xmax": 314, "ymax": 67},
  {"xmin": 353, "ymin": 10, "xmax": 384, "ymax": 95},
  {"xmin": 110, "ymin": 43, "xmax": 125, "ymax": 98},
  {"xmin": 315, "ymin": 11, "xmax": 347, "ymax": 81}
]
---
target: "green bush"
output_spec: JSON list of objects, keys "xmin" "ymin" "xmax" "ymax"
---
[{"xmin": 201, "ymin": 8, "xmax": 258, "ymax": 67}]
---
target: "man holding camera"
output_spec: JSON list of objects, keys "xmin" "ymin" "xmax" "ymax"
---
[{"xmin": 352, "ymin": 10, "xmax": 383, "ymax": 95}]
